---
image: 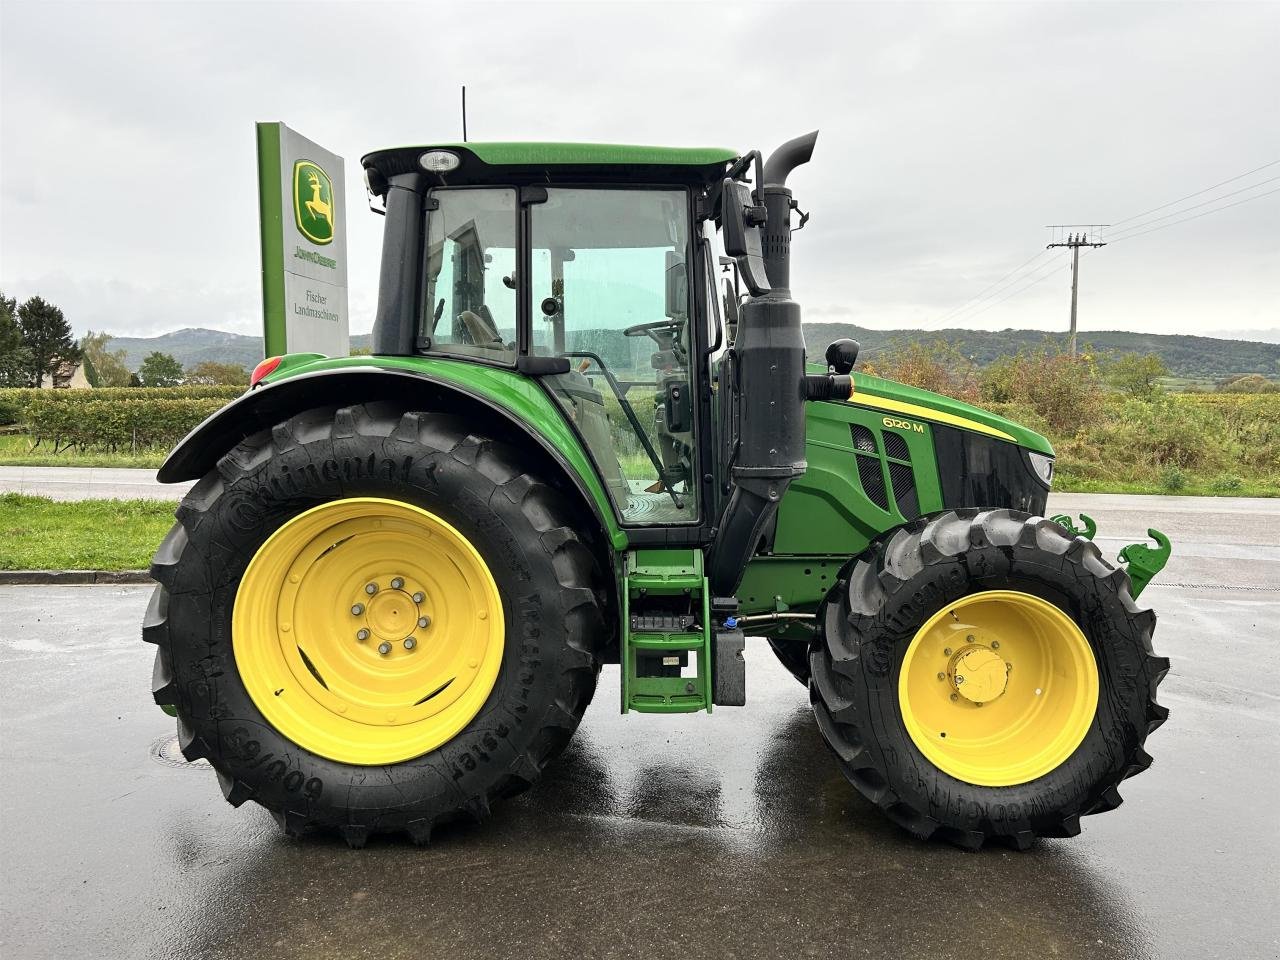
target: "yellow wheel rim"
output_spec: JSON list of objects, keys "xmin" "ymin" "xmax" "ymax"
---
[
  {"xmin": 897, "ymin": 590, "xmax": 1098, "ymax": 787},
  {"xmin": 232, "ymin": 497, "xmax": 504, "ymax": 766}
]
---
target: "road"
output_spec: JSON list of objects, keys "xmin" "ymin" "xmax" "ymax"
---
[
  {"xmin": 0, "ymin": 465, "xmax": 194, "ymax": 501},
  {"xmin": 1, "ymin": 495, "xmax": 1277, "ymax": 959}
]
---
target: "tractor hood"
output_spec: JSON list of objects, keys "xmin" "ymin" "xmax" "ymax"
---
[{"xmin": 822, "ymin": 367, "xmax": 1055, "ymax": 457}]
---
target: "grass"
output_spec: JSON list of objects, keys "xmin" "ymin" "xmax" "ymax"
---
[
  {"xmin": 0, "ymin": 494, "xmax": 176, "ymax": 570},
  {"xmin": 0, "ymin": 434, "xmax": 166, "ymax": 468}
]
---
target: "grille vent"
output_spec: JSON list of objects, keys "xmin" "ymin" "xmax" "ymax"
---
[
  {"xmin": 850, "ymin": 423, "xmax": 920, "ymax": 517},
  {"xmin": 851, "ymin": 424, "xmax": 877, "ymax": 454},
  {"xmin": 849, "ymin": 424, "xmax": 889, "ymax": 510},
  {"xmin": 883, "ymin": 432, "xmax": 910, "ymax": 461}
]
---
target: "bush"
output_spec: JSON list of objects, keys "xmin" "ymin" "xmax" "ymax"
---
[
  {"xmin": 1212, "ymin": 475, "xmax": 1244, "ymax": 492},
  {"xmin": 1218, "ymin": 374, "xmax": 1279, "ymax": 394},
  {"xmin": 1159, "ymin": 465, "xmax": 1188, "ymax": 492},
  {"xmin": 0, "ymin": 385, "xmax": 242, "ymax": 432},
  {"xmin": 23, "ymin": 392, "xmax": 235, "ymax": 452},
  {"xmin": 978, "ymin": 348, "xmax": 1101, "ymax": 431},
  {"xmin": 860, "ymin": 340, "xmax": 982, "ymax": 404}
]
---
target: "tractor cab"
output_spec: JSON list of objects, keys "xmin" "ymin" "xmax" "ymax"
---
[{"xmin": 363, "ymin": 143, "xmax": 737, "ymax": 531}]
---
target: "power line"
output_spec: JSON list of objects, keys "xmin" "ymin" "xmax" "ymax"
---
[
  {"xmin": 1106, "ymin": 175, "xmax": 1280, "ymax": 237},
  {"xmin": 959, "ymin": 257, "xmax": 1071, "ymax": 324},
  {"xmin": 1109, "ymin": 186, "xmax": 1280, "ymax": 244},
  {"xmin": 927, "ymin": 248, "xmax": 1053, "ymax": 327},
  {"xmin": 943, "ymin": 253, "xmax": 1068, "ymax": 326},
  {"xmin": 1111, "ymin": 159, "xmax": 1280, "ymax": 226}
]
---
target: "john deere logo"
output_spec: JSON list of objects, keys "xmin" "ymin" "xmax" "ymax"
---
[{"xmin": 293, "ymin": 160, "xmax": 335, "ymax": 245}]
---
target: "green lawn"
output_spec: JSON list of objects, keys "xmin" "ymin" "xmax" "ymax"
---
[
  {"xmin": 0, "ymin": 434, "xmax": 167, "ymax": 469},
  {"xmin": 0, "ymin": 494, "xmax": 176, "ymax": 570}
]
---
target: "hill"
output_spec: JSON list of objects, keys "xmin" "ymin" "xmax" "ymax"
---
[{"xmin": 104, "ymin": 325, "xmax": 1279, "ymax": 381}]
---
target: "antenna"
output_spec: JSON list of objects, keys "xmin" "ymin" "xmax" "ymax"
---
[{"xmin": 461, "ymin": 85, "xmax": 468, "ymax": 142}]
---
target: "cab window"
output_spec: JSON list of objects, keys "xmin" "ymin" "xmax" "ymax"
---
[{"xmin": 421, "ymin": 188, "xmax": 517, "ymax": 362}]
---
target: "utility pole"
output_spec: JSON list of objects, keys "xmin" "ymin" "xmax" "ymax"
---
[{"xmin": 1046, "ymin": 225, "xmax": 1107, "ymax": 356}]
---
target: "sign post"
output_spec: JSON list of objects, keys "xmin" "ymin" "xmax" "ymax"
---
[{"xmin": 255, "ymin": 122, "xmax": 349, "ymax": 358}]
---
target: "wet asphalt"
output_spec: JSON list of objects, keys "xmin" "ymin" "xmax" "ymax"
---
[{"xmin": 1, "ymin": 495, "xmax": 1278, "ymax": 960}]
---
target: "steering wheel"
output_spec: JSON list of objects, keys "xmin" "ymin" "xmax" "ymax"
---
[{"xmin": 623, "ymin": 318, "xmax": 684, "ymax": 348}]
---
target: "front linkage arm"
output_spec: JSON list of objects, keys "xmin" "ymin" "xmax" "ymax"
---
[{"xmin": 1051, "ymin": 514, "xmax": 1171, "ymax": 599}]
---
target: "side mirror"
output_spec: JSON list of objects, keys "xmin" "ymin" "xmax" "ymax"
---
[
  {"xmin": 720, "ymin": 180, "xmax": 770, "ymax": 296},
  {"xmin": 825, "ymin": 338, "xmax": 860, "ymax": 375}
]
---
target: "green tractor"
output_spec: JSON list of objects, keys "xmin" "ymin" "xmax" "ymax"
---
[{"xmin": 146, "ymin": 133, "xmax": 1171, "ymax": 849}]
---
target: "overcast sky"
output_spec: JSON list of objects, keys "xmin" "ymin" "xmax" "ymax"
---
[{"xmin": 2, "ymin": 1, "xmax": 1278, "ymax": 343}]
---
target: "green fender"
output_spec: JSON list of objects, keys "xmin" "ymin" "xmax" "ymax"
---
[{"xmin": 157, "ymin": 354, "xmax": 628, "ymax": 550}]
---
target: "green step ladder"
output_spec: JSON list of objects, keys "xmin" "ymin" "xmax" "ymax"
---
[{"xmin": 622, "ymin": 549, "xmax": 712, "ymax": 714}]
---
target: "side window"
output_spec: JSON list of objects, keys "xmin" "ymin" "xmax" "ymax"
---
[{"xmin": 422, "ymin": 188, "xmax": 517, "ymax": 362}]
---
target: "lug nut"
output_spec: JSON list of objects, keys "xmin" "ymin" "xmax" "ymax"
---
[
  {"xmin": 351, "ymin": 603, "xmax": 364, "ymax": 616},
  {"xmin": 404, "ymin": 637, "xmax": 417, "ymax": 650},
  {"xmin": 937, "ymin": 672, "xmax": 946, "ymax": 681},
  {"xmin": 365, "ymin": 582, "xmax": 379, "ymax": 595},
  {"xmin": 966, "ymin": 634, "xmax": 975, "ymax": 643},
  {"xmin": 412, "ymin": 592, "xmax": 425, "ymax": 604},
  {"xmin": 950, "ymin": 693, "xmax": 959, "ymax": 702},
  {"xmin": 991, "ymin": 640, "xmax": 1000, "ymax": 650},
  {"xmin": 390, "ymin": 577, "xmax": 404, "ymax": 590},
  {"xmin": 378, "ymin": 642, "xmax": 392, "ymax": 655},
  {"xmin": 943, "ymin": 647, "xmax": 952, "ymax": 656},
  {"xmin": 356, "ymin": 628, "xmax": 370, "ymax": 641},
  {"xmin": 418, "ymin": 616, "xmax": 431, "ymax": 629}
]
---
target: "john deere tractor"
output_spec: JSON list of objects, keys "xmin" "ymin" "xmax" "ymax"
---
[{"xmin": 146, "ymin": 133, "xmax": 1171, "ymax": 849}]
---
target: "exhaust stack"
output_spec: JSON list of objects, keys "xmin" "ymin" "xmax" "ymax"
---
[{"xmin": 707, "ymin": 132, "xmax": 818, "ymax": 598}]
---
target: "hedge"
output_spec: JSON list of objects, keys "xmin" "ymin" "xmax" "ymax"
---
[
  {"xmin": 6, "ymin": 387, "xmax": 242, "ymax": 451},
  {"xmin": 0, "ymin": 386, "xmax": 242, "ymax": 429}
]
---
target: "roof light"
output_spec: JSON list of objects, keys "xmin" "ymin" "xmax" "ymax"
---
[
  {"xmin": 419, "ymin": 150, "xmax": 461, "ymax": 173},
  {"xmin": 250, "ymin": 356, "xmax": 283, "ymax": 388}
]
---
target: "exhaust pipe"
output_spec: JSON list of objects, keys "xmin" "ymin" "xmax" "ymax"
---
[
  {"xmin": 707, "ymin": 132, "xmax": 818, "ymax": 598},
  {"xmin": 760, "ymin": 131, "xmax": 818, "ymax": 291}
]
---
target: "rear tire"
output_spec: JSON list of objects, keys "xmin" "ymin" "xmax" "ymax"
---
[
  {"xmin": 145, "ymin": 403, "xmax": 606, "ymax": 846},
  {"xmin": 810, "ymin": 509, "xmax": 1169, "ymax": 850}
]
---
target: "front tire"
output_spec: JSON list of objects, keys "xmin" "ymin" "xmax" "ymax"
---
[
  {"xmin": 145, "ymin": 403, "xmax": 606, "ymax": 846},
  {"xmin": 810, "ymin": 509, "xmax": 1169, "ymax": 849}
]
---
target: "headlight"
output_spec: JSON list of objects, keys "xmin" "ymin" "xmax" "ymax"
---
[{"xmin": 1028, "ymin": 451, "xmax": 1055, "ymax": 486}]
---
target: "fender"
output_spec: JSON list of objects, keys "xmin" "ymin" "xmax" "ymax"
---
[{"xmin": 158, "ymin": 364, "xmax": 628, "ymax": 550}]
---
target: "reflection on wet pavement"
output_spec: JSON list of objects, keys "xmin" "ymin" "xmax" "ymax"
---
[{"xmin": 3, "ymin": 566, "xmax": 1278, "ymax": 959}]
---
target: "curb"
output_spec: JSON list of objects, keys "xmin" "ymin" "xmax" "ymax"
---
[{"xmin": 0, "ymin": 570, "xmax": 152, "ymax": 585}]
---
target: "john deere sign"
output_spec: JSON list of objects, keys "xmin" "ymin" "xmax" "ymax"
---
[{"xmin": 256, "ymin": 122, "xmax": 348, "ymax": 357}]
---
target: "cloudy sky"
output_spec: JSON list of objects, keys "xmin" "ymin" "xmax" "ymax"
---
[{"xmin": 2, "ymin": 1, "xmax": 1277, "ymax": 343}]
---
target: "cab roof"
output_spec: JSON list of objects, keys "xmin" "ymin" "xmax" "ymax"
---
[{"xmin": 362, "ymin": 141, "xmax": 740, "ymax": 188}]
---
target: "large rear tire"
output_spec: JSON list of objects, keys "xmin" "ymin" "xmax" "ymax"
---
[
  {"xmin": 145, "ymin": 403, "xmax": 606, "ymax": 846},
  {"xmin": 810, "ymin": 509, "xmax": 1169, "ymax": 850}
]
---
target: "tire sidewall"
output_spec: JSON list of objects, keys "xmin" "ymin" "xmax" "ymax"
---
[
  {"xmin": 829, "ymin": 515, "xmax": 1156, "ymax": 832},
  {"xmin": 168, "ymin": 418, "xmax": 590, "ymax": 828}
]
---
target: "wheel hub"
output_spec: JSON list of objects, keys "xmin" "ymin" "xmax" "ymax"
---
[
  {"xmin": 361, "ymin": 580, "xmax": 430, "ymax": 648},
  {"xmin": 950, "ymin": 644, "xmax": 1009, "ymax": 704}
]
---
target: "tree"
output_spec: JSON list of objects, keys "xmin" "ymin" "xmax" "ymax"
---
[
  {"xmin": 185, "ymin": 360, "xmax": 249, "ymax": 385},
  {"xmin": 1105, "ymin": 352, "xmax": 1167, "ymax": 400},
  {"xmin": 17, "ymin": 295, "xmax": 80, "ymax": 387},
  {"xmin": 137, "ymin": 351, "xmax": 185, "ymax": 387},
  {"xmin": 80, "ymin": 330, "xmax": 132, "ymax": 387},
  {"xmin": 0, "ymin": 291, "xmax": 31, "ymax": 387}
]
